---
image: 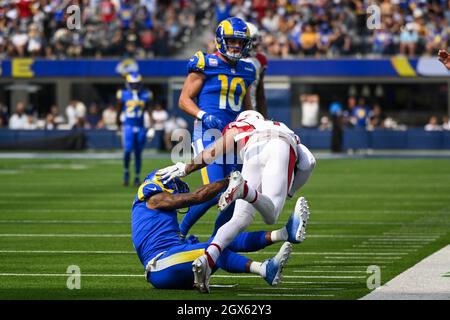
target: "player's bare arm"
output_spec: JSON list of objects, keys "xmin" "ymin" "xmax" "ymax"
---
[
  {"xmin": 256, "ymin": 70, "xmax": 267, "ymax": 117},
  {"xmin": 185, "ymin": 126, "xmax": 240, "ymax": 175},
  {"xmin": 116, "ymin": 102, "xmax": 122, "ymax": 131},
  {"xmin": 438, "ymin": 49, "xmax": 450, "ymax": 70},
  {"xmin": 243, "ymin": 86, "xmax": 253, "ymax": 111},
  {"xmin": 157, "ymin": 126, "xmax": 240, "ymax": 182},
  {"xmin": 147, "ymin": 178, "xmax": 229, "ymax": 211},
  {"xmin": 179, "ymin": 72, "xmax": 206, "ymax": 118}
]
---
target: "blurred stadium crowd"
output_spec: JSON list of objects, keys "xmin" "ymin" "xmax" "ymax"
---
[
  {"xmin": 1, "ymin": 97, "xmax": 449, "ymax": 132},
  {"xmin": 214, "ymin": 0, "xmax": 449, "ymax": 58},
  {"xmin": 0, "ymin": 0, "xmax": 448, "ymax": 59},
  {"xmin": 0, "ymin": 0, "xmax": 211, "ymax": 59}
]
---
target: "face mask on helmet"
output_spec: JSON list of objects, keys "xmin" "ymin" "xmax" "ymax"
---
[
  {"xmin": 127, "ymin": 81, "xmax": 142, "ymax": 91},
  {"xmin": 216, "ymin": 17, "xmax": 252, "ymax": 62},
  {"xmin": 223, "ymin": 37, "xmax": 251, "ymax": 61},
  {"xmin": 126, "ymin": 73, "xmax": 143, "ymax": 91}
]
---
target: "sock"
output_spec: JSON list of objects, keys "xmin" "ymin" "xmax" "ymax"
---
[
  {"xmin": 249, "ymin": 261, "xmax": 266, "ymax": 277},
  {"xmin": 124, "ymin": 152, "xmax": 131, "ymax": 171},
  {"xmin": 243, "ymin": 182, "xmax": 258, "ymax": 203},
  {"xmin": 205, "ymin": 243, "xmax": 221, "ymax": 267},
  {"xmin": 271, "ymin": 227, "xmax": 288, "ymax": 243},
  {"xmin": 134, "ymin": 150, "xmax": 141, "ymax": 177},
  {"xmin": 227, "ymin": 231, "xmax": 272, "ymax": 252}
]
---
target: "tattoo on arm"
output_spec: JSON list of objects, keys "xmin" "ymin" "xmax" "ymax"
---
[{"xmin": 146, "ymin": 179, "xmax": 229, "ymax": 211}]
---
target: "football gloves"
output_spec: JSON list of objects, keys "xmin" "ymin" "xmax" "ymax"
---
[
  {"xmin": 201, "ymin": 113, "xmax": 225, "ymax": 131},
  {"xmin": 157, "ymin": 162, "xmax": 187, "ymax": 183}
]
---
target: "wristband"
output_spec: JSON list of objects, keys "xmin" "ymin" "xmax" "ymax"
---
[{"xmin": 196, "ymin": 110, "xmax": 206, "ymax": 120}]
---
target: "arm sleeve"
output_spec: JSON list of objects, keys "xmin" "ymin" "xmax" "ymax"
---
[{"xmin": 288, "ymin": 144, "xmax": 316, "ymax": 197}]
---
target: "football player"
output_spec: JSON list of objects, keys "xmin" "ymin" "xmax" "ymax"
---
[
  {"xmin": 158, "ymin": 110, "xmax": 316, "ymax": 292},
  {"xmin": 116, "ymin": 72, "xmax": 153, "ymax": 186},
  {"xmin": 438, "ymin": 49, "xmax": 450, "ymax": 70},
  {"xmin": 132, "ymin": 170, "xmax": 309, "ymax": 292},
  {"xmin": 242, "ymin": 22, "xmax": 268, "ymax": 117},
  {"xmin": 177, "ymin": 17, "xmax": 257, "ymax": 238}
]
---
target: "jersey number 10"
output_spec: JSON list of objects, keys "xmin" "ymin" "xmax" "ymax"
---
[{"xmin": 218, "ymin": 75, "xmax": 247, "ymax": 112}]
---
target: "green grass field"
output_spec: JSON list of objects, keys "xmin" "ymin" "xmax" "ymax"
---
[{"xmin": 0, "ymin": 157, "xmax": 449, "ymax": 300}]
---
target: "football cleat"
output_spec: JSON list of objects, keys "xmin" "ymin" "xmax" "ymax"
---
[
  {"xmin": 262, "ymin": 242, "xmax": 292, "ymax": 286},
  {"xmin": 286, "ymin": 196, "xmax": 310, "ymax": 244},
  {"xmin": 134, "ymin": 177, "xmax": 141, "ymax": 187},
  {"xmin": 192, "ymin": 254, "xmax": 212, "ymax": 293},
  {"xmin": 218, "ymin": 171, "xmax": 246, "ymax": 211}
]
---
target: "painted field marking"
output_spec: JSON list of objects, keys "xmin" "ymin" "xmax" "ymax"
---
[
  {"xmin": 293, "ymin": 270, "xmax": 366, "ymax": 273},
  {"xmin": 238, "ymin": 294, "xmax": 334, "ymax": 297},
  {"xmin": 0, "ymin": 250, "xmax": 135, "ymax": 254},
  {"xmin": 0, "ymin": 220, "xmax": 129, "ymax": 224},
  {"xmin": 282, "ymin": 281, "xmax": 358, "ymax": 285},
  {"xmin": 0, "ymin": 273, "xmax": 143, "ymax": 277},
  {"xmin": 0, "ymin": 234, "xmax": 130, "ymax": 238},
  {"xmin": 251, "ymin": 287, "xmax": 345, "ymax": 291},
  {"xmin": 324, "ymin": 256, "xmax": 402, "ymax": 260}
]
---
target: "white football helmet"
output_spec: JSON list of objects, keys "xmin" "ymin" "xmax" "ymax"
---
[
  {"xmin": 236, "ymin": 110, "xmax": 265, "ymax": 125},
  {"xmin": 246, "ymin": 22, "xmax": 261, "ymax": 55}
]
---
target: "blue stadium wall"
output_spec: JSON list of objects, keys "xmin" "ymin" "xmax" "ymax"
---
[{"xmin": 1, "ymin": 57, "xmax": 449, "ymax": 150}]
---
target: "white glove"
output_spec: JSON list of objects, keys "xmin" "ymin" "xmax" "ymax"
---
[{"xmin": 157, "ymin": 162, "xmax": 187, "ymax": 182}]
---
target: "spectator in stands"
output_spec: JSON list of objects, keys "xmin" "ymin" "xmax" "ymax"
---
[
  {"xmin": 345, "ymin": 96, "xmax": 357, "ymax": 127},
  {"xmin": 23, "ymin": 114, "xmax": 37, "ymax": 130},
  {"xmin": 399, "ymin": 23, "xmax": 419, "ymax": 57},
  {"xmin": 65, "ymin": 100, "xmax": 79, "ymax": 128},
  {"xmin": 27, "ymin": 23, "xmax": 43, "ymax": 56},
  {"xmin": 164, "ymin": 114, "xmax": 188, "ymax": 151},
  {"xmin": 300, "ymin": 94, "xmax": 320, "ymax": 128},
  {"xmin": 151, "ymin": 103, "xmax": 169, "ymax": 131},
  {"xmin": 0, "ymin": 103, "xmax": 9, "ymax": 128},
  {"xmin": 49, "ymin": 105, "xmax": 65, "ymax": 127},
  {"xmin": 9, "ymin": 102, "xmax": 27, "ymax": 130},
  {"xmin": 85, "ymin": 103, "xmax": 102, "ymax": 129},
  {"xmin": 372, "ymin": 24, "xmax": 394, "ymax": 56},
  {"xmin": 300, "ymin": 24, "xmax": 320, "ymax": 56},
  {"xmin": 215, "ymin": 0, "xmax": 232, "ymax": 25},
  {"xmin": 44, "ymin": 113, "xmax": 57, "ymax": 130},
  {"xmin": 102, "ymin": 104, "xmax": 118, "ymax": 130},
  {"xmin": 352, "ymin": 97, "xmax": 371, "ymax": 129},
  {"xmin": 424, "ymin": 116, "xmax": 442, "ymax": 131},
  {"xmin": 367, "ymin": 103, "xmax": 386, "ymax": 131},
  {"xmin": 442, "ymin": 115, "xmax": 450, "ymax": 131},
  {"xmin": 8, "ymin": 25, "xmax": 28, "ymax": 57}
]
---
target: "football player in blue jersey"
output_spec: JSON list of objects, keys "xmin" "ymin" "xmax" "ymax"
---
[
  {"xmin": 132, "ymin": 170, "xmax": 307, "ymax": 292},
  {"xmin": 177, "ymin": 17, "xmax": 257, "ymax": 238},
  {"xmin": 116, "ymin": 72, "xmax": 153, "ymax": 186}
]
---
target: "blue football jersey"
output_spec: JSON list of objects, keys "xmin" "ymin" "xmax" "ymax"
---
[
  {"xmin": 187, "ymin": 51, "xmax": 256, "ymax": 127},
  {"xmin": 117, "ymin": 89, "xmax": 152, "ymax": 127},
  {"xmin": 131, "ymin": 181, "xmax": 180, "ymax": 266}
]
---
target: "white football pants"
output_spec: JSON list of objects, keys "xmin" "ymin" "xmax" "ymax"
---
[{"xmin": 212, "ymin": 138, "xmax": 295, "ymax": 250}]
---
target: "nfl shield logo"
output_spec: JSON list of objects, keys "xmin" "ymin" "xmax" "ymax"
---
[
  {"xmin": 231, "ymin": 68, "xmax": 236, "ymax": 74},
  {"xmin": 209, "ymin": 58, "xmax": 218, "ymax": 66}
]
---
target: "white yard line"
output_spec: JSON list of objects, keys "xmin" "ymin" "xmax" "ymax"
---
[
  {"xmin": 361, "ymin": 245, "xmax": 450, "ymax": 300},
  {"xmin": 238, "ymin": 294, "xmax": 334, "ymax": 297},
  {"xmin": 0, "ymin": 234, "xmax": 130, "ymax": 237},
  {"xmin": 293, "ymin": 270, "xmax": 366, "ymax": 273},
  {"xmin": 0, "ymin": 273, "xmax": 143, "ymax": 277},
  {"xmin": 0, "ymin": 250, "xmax": 135, "ymax": 254}
]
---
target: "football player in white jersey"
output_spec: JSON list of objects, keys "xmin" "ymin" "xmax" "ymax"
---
[
  {"xmin": 242, "ymin": 22, "xmax": 268, "ymax": 117},
  {"xmin": 158, "ymin": 110, "xmax": 316, "ymax": 293}
]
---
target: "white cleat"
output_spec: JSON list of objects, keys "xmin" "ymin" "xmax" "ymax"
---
[
  {"xmin": 262, "ymin": 242, "xmax": 293, "ymax": 286},
  {"xmin": 192, "ymin": 255, "xmax": 212, "ymax": 293},
  {"xmin": 218, "ymin": 171, "xmax": 246, "ymax": 211},
  {"xmin": 293, "ymin": 196, "xmax": 310, "ymax": 243}
]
